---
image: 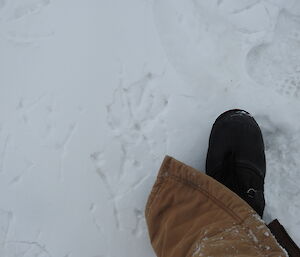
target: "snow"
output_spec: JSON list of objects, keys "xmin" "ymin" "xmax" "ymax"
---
[
  {"xmin": 193, "ymin": 243, "xmax": 203, "ymax": 256},
  {"xmin": 248, "ymin": 229, "xmax": 259, "ymax": 244},
  {"xmin": 0, "ymin": 0, "xmax": 300, "ymax": 256}
]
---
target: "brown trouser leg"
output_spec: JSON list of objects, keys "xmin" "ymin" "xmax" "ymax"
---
[{"xmin": 145, "ymin": 156, "xmax": 288, "ymax": 257}]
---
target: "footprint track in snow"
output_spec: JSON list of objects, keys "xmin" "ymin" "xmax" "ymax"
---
[
  {"xmin": 153, "ymin": 0, "xmax": 275, "ymax": 92},
  {"xmin": 0, "ymin": 0, "xmax": 6, "ymax": 10},
  {"xmin": 246, "ymin": 10, "xmax": 300, "ymax": 98},
  {"xmin": 0, "ymin": 0, "xmax": 52, "ymax": 45},
  {"xmin": 8, "ymin": 0, "xmax": 50, "ymax": 21},
  {"xmin": 154, "ymin": 0, "xmax": 300, "ymax": 98}
]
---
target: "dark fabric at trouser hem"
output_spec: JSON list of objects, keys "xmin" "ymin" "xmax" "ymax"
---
[{"xmin": 268, "ymin": 219, "xmax": 300, "ymax": 257}]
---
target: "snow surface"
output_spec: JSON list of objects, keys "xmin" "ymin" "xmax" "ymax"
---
[{"xmin": 0, "ymin": 0, "xmax": 300, "ymax": 256}]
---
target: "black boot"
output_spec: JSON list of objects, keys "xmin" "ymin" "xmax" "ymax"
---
[{"xmin": 206, "ymin": 109, "xmax": 266, "ymax": 217}]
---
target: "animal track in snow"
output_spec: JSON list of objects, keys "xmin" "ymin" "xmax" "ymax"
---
[
  {"xmin": 131, "ymin": 208, "xmax": 145, "ymax": 237},
  {"xmin": 90, "ymin": 151, "xmax": 114, "ymax": 199},
  {"xmin": 0, "ymin": 135, "xmax": 10, "ymax": 173},
  {"xmin": 0, "ymin": 209, "xmax": 12, "ymax": 254},
  {"xmin": 9, "ymin": 161, "xmax": 35, "ymax": 185},
  {"xmin": 90, "ymin": 150, "xmax": 121, "ymax": 230},
  {"xmin": 5, "ymin": 240, "xmax": 52, "ymax": 257},
  {"xmin": 91, "ymin": 73, "xmax": 169, "ymax": 233},
  {"xmin": 246, "ymin": 10, "xmax": 300, "ymax": 98},
  {"xmin": 57, "ymin": 122, "xmax": 77, "ymax": 182},
  {"xmin": 106, "ymin": 72, "xmax": 168, "ymax": 138},
  {"xmin": 0, "ymin": 210, "xmax": 51, "ymax": 257},
  {"xmin": 106, "ymin": 72, "xmax": 169, "ymax": 177}
]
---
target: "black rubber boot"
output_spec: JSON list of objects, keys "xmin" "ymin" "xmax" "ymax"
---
[{"xmin": 206, "ymin": 109, "xmax": 266, "ymax": 217}]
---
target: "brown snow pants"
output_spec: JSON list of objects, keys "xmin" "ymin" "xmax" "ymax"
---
[{"xmin": 145, "ymin": 156, "xmax": 288, "ymax": 257}]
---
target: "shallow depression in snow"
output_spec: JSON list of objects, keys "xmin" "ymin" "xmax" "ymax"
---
[{"xmin": 0, "ymin": 0, "xmax": 300, "ymax": 256}]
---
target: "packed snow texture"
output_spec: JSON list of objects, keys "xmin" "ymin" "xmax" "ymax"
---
[{"xmin": 0, "ymin": 0, "xmax": 300, "ymax": 256}]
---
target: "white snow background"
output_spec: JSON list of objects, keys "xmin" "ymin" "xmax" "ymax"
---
[{"xmin": 0, "ymin": 0, "xmax": 300, "ymax": 256}]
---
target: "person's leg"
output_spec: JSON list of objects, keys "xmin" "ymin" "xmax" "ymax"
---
[
  {"xmin": 206, "ymin": 109, "xmax": 266, "ymax": 217},
  {"xmin": 145, "ymin": 110, "xmax": 289, "ymax": 257},
  {"xmin": 145, "ymin": 156, "xmax": 287, "ymax": 257}
]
